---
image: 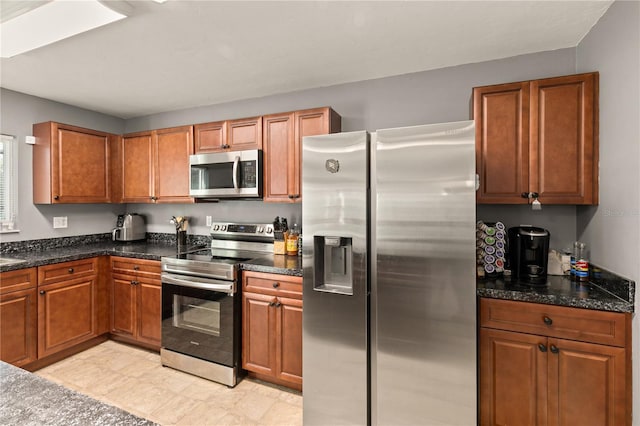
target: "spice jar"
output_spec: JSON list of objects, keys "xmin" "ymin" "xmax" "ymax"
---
[{"xmin": 286, "ymin": 223, "xmax": 300, "ymax": 256}]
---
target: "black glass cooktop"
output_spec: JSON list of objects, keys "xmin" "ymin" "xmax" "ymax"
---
[{"xmin": 175, "ymin": 248, "xmax": 252, "ymax": 264}]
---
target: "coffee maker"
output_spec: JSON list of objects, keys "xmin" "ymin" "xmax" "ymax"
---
[{"xmin": 508, "ymin": 226, "xmax": 550, "ymax": 283}]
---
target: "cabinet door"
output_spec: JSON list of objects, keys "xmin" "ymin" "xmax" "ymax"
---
[
  {"xmin": 548, "ymin": 338, "xmax": 627, "ymax": 426},
  {"xmin": 228, "ymin": 116, "xmax": 262, "ymax": 150},
  {"xmin": 122, "ymin": 132, "xmax": 154, "ymax": 203},
  {"xmin": 38, "ymin": 277, "xmax": 97, "ymax": 358},
  {"xmin": 242, "ymin": 292, "xmax": 276, "ymax": 376},
  {"xmin": 111, "ymin": 274, "xmax": 136, "ymax": 337},
  {"xmin": 154, "ymin": 125, "xmax": 194, "ymax": 203},
  {"xmin": 474, "ymin": 82, "xmax": 530, "ymax": 204},
  {"xmin": 263, "ymin": 113, "xmax": 295, "ymax": 202},
  {"xmin": 275, "ymin": 296, "xmax": 302, "ymax": 386},
  {"xmin": 480, "ymin": 328, "xmax": 547, "ymax": 426},
  {"xmin": 54, "ymin": 127, "xmax": 111, "ymax": 203},
  {"xmin": 137, "ymin": 277, "xmax": 161, "ymax": 348},
  {"xmin": 0, "ymin": 288, "xmax": 37, "ymax": 367},
  {"xmin": 194, "ymin": 121, "xmax": 227, "ymax": 153},
  {"xmin": 530, "ymin": 73, "xmax": 598, "ymax": 204}
]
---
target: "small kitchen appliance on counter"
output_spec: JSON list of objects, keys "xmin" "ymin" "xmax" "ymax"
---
[
  {"xmin": 508, "ymin": 226, "xmax": 551, "ymax": 283},
  {"xmin": 112, "ymin": 213, "xmax": 146, "ymax": 242}
]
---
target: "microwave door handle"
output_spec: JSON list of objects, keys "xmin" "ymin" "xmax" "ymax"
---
[{"xmin": 232, "ymin": 156, "xmax": 240, "ymax": 190}]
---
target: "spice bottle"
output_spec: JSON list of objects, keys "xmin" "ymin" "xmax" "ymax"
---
[{"xmin": 286, "ymin": 223, "xmax": 300, "ymax": 256}]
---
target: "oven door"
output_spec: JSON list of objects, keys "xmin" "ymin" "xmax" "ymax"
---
[
  {"xmin": 189, "ymin": 150, "xmax": 262, "ymax": 198},
  {"xmin": 161, "ymin": 273, "xmax": 239, "ymax": 367}
]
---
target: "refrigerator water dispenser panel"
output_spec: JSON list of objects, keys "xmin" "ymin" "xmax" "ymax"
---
[{"xmin": 313, "ymin": 236, "xmax": 353, "ymax": 295}]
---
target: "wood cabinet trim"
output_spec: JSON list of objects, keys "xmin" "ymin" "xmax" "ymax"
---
[
  {"xmin": 38, "ymin": 258, "xmax": 98, "ymax": 287},
  {"xmin": 480, "ymin": 298, "xmax": 627, "ymax": 347}
]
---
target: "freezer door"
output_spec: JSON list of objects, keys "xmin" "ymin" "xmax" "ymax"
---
[
  {"xmin": 373, "ymin": 121, "xmax": 477, "ymax": 425},
  {"xmin": 302, "ymin": 131, "xmax": 369, "ymax": 426}
]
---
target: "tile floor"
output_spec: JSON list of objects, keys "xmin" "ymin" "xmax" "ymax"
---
[{"xmin": 35, "ymin": 341, "xmax": 302, "ymax": 426}]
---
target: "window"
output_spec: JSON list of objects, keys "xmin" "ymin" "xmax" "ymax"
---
[{"xmin": 0, "ymin": 134, "xmax": 18, "ymax": 232}]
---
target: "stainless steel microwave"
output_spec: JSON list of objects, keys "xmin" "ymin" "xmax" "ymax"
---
[{"xmin": 189, "ymin": 150, "xmax": 262, "ymax": 199}]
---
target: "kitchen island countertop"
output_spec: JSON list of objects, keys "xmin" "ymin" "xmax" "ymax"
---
[{"xmin": 0, "ymin": 361, "xmax": 155, "ymax": 425}]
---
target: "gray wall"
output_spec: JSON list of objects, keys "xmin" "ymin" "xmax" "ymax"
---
[
  {"xmin": 125, "ymin": 48, "xmax": 578, "ymax": 240},
  {"xmin": 4, "ymin": 48, "xmax": 579, "ymax": 242},
  {"xmin": 575, "ymin": 0, "xmax": 640, "ymax": 419},
  {"xmin": 0, "ymin": 89, "xmax": 126, "ymax": 243}
]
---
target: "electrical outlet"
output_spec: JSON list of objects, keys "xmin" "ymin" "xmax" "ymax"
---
[
  {"xmin": 53, "ymin": 217, "xmax": 68, "ymax": 228},
  {"xmin": 206, "ymin": 216, "xmax": 212, "ymax": 226}
]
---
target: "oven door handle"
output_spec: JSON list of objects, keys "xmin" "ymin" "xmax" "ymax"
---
[{"xmin": 162, "ymin": 273, "xmax": 235, "ymax": 294}]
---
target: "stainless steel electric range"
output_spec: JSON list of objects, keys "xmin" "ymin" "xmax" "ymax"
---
[{"xmin": 160, "ymin": 222, "xmax": 274, "ymax": 387}]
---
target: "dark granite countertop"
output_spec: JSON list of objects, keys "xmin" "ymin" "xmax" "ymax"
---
[
  {"xmin": 0, "ymin": 361, "xmax": 155, "ymax": 425},
  {"xmin": 477, "ymin": 272, "xmax": 634, "ymax": 313},
  {"xmin": 0, "ymin": 240, "xmax": 303, "ymax": 276}
]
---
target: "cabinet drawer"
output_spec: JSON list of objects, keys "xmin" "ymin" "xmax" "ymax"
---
[
  {"xmin": 0, "ymin": 268, "xmax": 37, "ymax": 294},
  {"xmin": 480, "ymin": 298, "xmax": 628, "ymax": 347},
  {"xmin": 111, "ymin": 257, "xmax": 161, "ymax": 277},
  {"xmin": 38, "ymin": 258, "xmax": 98, "ymax": 286},
  {"xmin": 243, "ymin": 271, "xmax": 302, "ymax": 299}
]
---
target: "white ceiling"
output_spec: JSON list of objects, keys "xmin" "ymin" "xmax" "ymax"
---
[{"xmin": 0, "ymin": 0, "xmax": 613, "ymax": 119}]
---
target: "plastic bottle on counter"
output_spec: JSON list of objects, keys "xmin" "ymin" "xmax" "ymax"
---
[
  {"xmin": 286, "ymin": 223, "xmax": 300, "ymax": 256},
  {"xmin": 575, "ymin": 242, "xmax": 589, "ymax": 282},
  {"xmin": 570, "ymin": 241, "xmax": 579, "ymax": 280}
]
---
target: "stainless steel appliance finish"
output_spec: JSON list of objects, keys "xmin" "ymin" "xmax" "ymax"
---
[
  {"xmin": 189, "ymin": 149, "xmax": 262, "ymax": 199},
  {"xmin": 112, "ymin": 213, "xmax": 146, "ymax": 242},
  {"xmin": 161, "ymin": 222, "xmax": 274, "ymax": 387},
  {"xmin": 302, "ymin": 121, "xmax": 477, "ymax": 425}
]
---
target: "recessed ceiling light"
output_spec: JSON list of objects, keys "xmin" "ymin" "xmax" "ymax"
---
[{"xmin": 0, "ymin": 0, "xmax": 127, "ymax": 58}]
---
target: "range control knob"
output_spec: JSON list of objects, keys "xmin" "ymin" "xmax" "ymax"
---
[
  {"xmin": 221, "ymin": 225, "xmax": 227, "ymax": 231},
  {"xmin": 257, "ymin": 226, "xmax": 263, "ymax": 233},
  {"xmin": 265, "ymin": 226, "xmax": 273, "ymax": 234},
  {"xmin": 213, "ymin": 225, "xmax": 219, "ymax": 231}
]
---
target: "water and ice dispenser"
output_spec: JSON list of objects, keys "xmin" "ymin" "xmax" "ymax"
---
[{"xmin": 313, "ymin": 236, "xmax": 354, "ymax": 295}]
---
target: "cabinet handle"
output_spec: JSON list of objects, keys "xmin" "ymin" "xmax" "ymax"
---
[
  {"xmin": 268, "ymin": 301, "xmax": 275, "ymax": 307},
  {"xmin": 53, "ymin": 195, "xmax": 60, "ymax": 200},
  {"xmin": 550, "ymin": 345, "xmax": 559, "ymax": 354},
  {"xmin": 39, "ymin": 290, "xmax": 46, "ymax": 295},
  {"xmin": 538, "ymin": 343, "xmax": 547, "ymax": 352},
  {"xmin": 133, "ymin": 265, "xmax": 140, "ymax": 271},
  {"xmin": 131, "ymin": 280, "xmax": 139, "ymax": 285},
  {"xmin": 274, "ymin": 301, "xmax": 282, "ymax": 308},
  {"xmin": 68, "ymin": 268, "xmax": 74, "ymax": 274},
  {"xmin": 543, "ymin": 316, "xmax": 553, "ymax": 326},
  {"xmin": 272, "ymin": 282, "xmax": 280, "ymax": 288},
  {"xmin": 288, "ymin": 194, "xmax": 300, "ymax": 199}
]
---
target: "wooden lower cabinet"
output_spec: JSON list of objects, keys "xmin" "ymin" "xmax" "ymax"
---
[
  {"xmin": 0, "ymin": 268, "xmax": 38, "ymax": 367},
  {"xmin": 480, "ymin": 298, "xmax": 630, "ymax": 426},
  {"xmin": 242, "ymin": 271, "xmax": 302, "ymax": 390},
  {"xmin": 110, "ymin": 257, "xmax": 161, "ymax": 350},
  {"xmin": 38, "ymin": 275, "xmax": 98, "ymax": 358}
]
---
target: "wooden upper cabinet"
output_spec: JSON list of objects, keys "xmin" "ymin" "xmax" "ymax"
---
[
  {"xmin": 474, "ymin": 72, "xmax": 598, "ymax": 205},
  {"xmin": 120, "ymin": 131, "xmax": 154, "ymax": 203},
  {"xmin": 263, "ymin": 113, "xmax": 295, "ymax": 202},
  {"xmin": 228, "ymin": 116, "xmax": 262, "ymax": 150},
  {"xmin": 194, "ymin": 121, "xmax": 226, "ymax": 153},
  {"xmin": 194, "ymin": 117, "xmax": 262, "ymax": 153},
  {"xmin": 531, "ymin": 73, "xmax": 598, "ymax": 204},
  {"xmin": 33, "ymin": 122, "xmax": 116, "ymax": 204},
  {"xmin": 119, "ymin": 125, "xmax": 194, "ymax": 203},
  {"xmin": 474, "ymin": 82, "xmax": 530, "ymax": 204},
  {"xmin": 155, "ymin": 126, "xmax": 194, "ymax": 203},
  {"xmin": 263, "ymin": 107, "xmax": 341, "ymax": 203}
]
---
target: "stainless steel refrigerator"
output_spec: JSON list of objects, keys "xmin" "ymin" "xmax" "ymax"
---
[{"xmin": 302, "ymin": 121, "xmax": 477, "ymax": 425}]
